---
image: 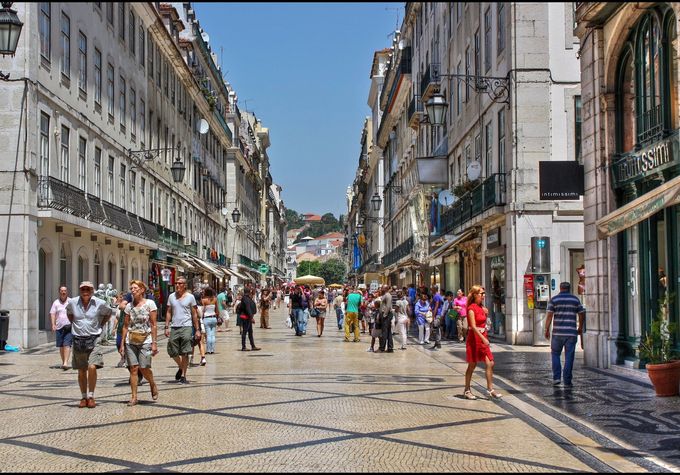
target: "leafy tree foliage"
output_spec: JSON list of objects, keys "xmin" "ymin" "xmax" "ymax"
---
[{"xmin": 296, "ymin": 258, "xmax": 346, "ymax": 285}]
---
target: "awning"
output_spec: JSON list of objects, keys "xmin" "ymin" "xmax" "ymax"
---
[
  {"xmin": 428, "ymin": 230, "xmax": 476, "ymax": 265},
  {"xmin": 596, "ymin": 174, "xmax": 680, "ymax": 238},
  {"xmin": 166, "ymin": 254, "xmax": 200, "ymax": 273},
  {"xmin": 226, "ymin": 267, "xmax": 253, "ymax": 282},
  {"xmin": 190, "ymin": 257, "xmax": 227, "ymax": 278}
]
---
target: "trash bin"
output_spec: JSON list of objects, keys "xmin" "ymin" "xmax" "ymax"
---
[{"xmin": 0, "ymin": 309, "xmax": 9, "ymax": 350}]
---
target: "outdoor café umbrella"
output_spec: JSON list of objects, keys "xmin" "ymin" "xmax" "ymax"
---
[
  {"xmin": 328, "ymin": 283, "xmax": 343, "ymax": 289},
  {"xmin": 293, "ymin": 275, "xmax": 325, "ymax": 286}
]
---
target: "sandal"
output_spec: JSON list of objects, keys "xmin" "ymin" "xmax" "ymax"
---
[
  {"xmin": 486, "ymin": 389, "xmax": 502, "ymax": 399},
  {"xmin": 151, "ymin": 384, "xmax": 159, "ymax": 401},
  {"xmin": 127, "ymin": 399, "xmax": 138, "ymax": 407},
  {"xmin": 463, "ymin": 390, "xmax": 477, "ymax": 400}
]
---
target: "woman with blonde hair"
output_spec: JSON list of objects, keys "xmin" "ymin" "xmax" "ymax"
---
[
  {"xmin": 119, "ymin": 280, "xmax": 159, "ymax": 406},
  {"xmin": 463, "ymin": 285, "xmax": 501, "ymax": 400}
]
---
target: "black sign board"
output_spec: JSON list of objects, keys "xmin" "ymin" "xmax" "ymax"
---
[{"xmin": 539, "ymin": 161, "xmax": 584, "ymax": 200}]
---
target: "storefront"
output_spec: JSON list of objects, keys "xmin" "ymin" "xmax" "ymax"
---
[{"xmin": 583, "ymin": 3, "xmax": 680, "ymax": 366}]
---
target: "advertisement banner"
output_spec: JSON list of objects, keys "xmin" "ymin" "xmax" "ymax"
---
[{"xmin": 524, "ymin": 274, "xmax": 535, "ymax": 310}]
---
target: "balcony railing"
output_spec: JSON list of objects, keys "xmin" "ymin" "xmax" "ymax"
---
[
  {"xmin": 357, "ymin": 252, "xmax": 381, "ymax": 275},
  {"xmin": 381, "ymin": 47, "xmax": 412, "ymax": 109},
  {"xmin": 38, "ymin": 176, "xmax": 172, "ymax": 245},
  {"xmin": 637, "ymin": 105, "xmax": 663, "ymax": 145},
  {"xmin": 382, "ymin": 236, "xmax": 414, "ymax": 267},
  {"xmin": 420, "ymin": 63, "xmax": 441, "ymax": 100},
  {"xmin": 439, "ymin": 173, "xmax": 506, "ymax": 235},
  {"xmin": 408, "ymin": 94, "xmax": 423, "ymax": 129}
]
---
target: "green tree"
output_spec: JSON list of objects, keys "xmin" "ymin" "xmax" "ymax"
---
[
  {"xmin": 318, "ymin": 258, "xmax": 347, "ymax": 285},
  {"xmin": 285, "ymin": 209, "xmax": 305, "ymax": 229},
  {"xmin": 297, "ymin": 260, "xmax": 321, "ymax": 277}
]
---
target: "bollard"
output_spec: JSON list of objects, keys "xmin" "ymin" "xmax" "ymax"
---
[{"xmin": 0, "ymin": 309, "xmax": 9, "ymax": 350}]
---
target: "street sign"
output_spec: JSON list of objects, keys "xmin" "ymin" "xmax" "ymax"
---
[{"xmin": 259, "ymin": 264, "xmax": 269, "ymax": 274}]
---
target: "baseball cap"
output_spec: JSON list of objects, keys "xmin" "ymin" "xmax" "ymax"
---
[{"xmin": 79, "ymin": 281, "xmax": 94, "ymax": 289}]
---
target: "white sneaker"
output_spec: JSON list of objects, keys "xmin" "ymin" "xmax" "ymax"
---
[
  {"xmin": 366, "ymin": 347, "xmax": 374, "ymax": 352},
  {"xmin": 424, "ymin": 340, "xmax": 430, "ymax": 344},
  {"xmin": 419, "ymin": 341, "xmax": 425, "ymax": 345}
]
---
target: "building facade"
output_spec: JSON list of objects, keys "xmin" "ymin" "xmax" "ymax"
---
[
  {"xmin": 576, "ymin": 2, "xmax": 680, "ymax": 368},
  {"xmin": 0, "ymin": 2, "xmax": 285, "ymax": 348}
]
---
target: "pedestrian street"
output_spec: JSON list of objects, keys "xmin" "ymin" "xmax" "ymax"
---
[{"xmin": 0, "ymin": 306, "xmax": 669, "ymax": 473}]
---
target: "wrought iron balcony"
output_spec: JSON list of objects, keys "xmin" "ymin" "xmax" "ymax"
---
[
  {"xmin": 408, "ymin": 94, "xmax": 423, "ymax": 129},
  {"xmin": 439, "ymin": 173, "xmax": 506, "ymax": 235},
  {"xmin": 381, "ymin": 47, "xmax": 412, "ymax": 109},
  {"xmin": 420, "ymin": 63, "xmax": 441, "ymax": 100},
  {"xmin": 37, "ymin": 176, "xmax": 165, "ymax": 244},
  {"xmin": 637, "ymin": 105, "xmax": 663, "ymax": 146},
  {"xmin": 382, "ymin": 236, "xmax": 414, "ymax": 267}
]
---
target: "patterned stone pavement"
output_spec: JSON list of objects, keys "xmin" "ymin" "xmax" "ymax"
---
[{"xmin": 0, "ymin": 307, "xmax": 676, "ymax": 473}]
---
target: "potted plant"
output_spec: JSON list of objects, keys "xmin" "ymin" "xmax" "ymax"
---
[{"xmin": 638, "ymin": 293, "xmax": 680, "ymax": 397}]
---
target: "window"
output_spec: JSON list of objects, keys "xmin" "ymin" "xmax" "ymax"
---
[
  {"xmin": 120, "ymin": 163, "xmax": 126, "ymax": 208},
  {"xmin": 78, "ymin": 32, "xmax": 87, "ymax": 91},
  {"xmin": 108, "ymin": 155, "xmax": 114, "ymax": 202},
  {"xmin": 107, "ymin": 63, "xmax": 114, "ymax": 117},
  {"xmin": 78, "ymin": 137, "xmax": 86, "ymax": 190},
  {"xmin": 163, "ymin": 60, "xmax": 169, "ymax": 96},
  {"xmin": 475, "ymin": 133, "xmax": 482, "ymax": 165},
  {"xmin": 39, "ymin": 113, "xmax": 50, "ymax": 177},
  {"xmin": 140, "ymin": 99, "xmax": 145, "ymax": 147},
  {"xmin": 574, "ymin": 95, "xmax": 582, "ymax": 163},
  {"xmin": 129, "ymin": 11, "xmax": 135, "ymax": 56},
  {"xmin": 484, "ymin": 8, "xmax": 492, "ymax": 72},
  {"xmin": 119, "ymin": 76, "xmax": 126, "ymax": 128},
  {"xmin": 140, "ymin": 177, "xmax": 146, "ymax": 219},
  {"xmin": 130, "ymin": 87, "xmax": 136, "ymax": 136},
  {"xmin": 106, "ymin": 3, "xmax": 114, "ymax": 26},
  {"xmin": 129, "ymin": 170, "xmax": 136, "ymax": 214},
  {"xmin": 60, "ymin": 12, "xmax": 70, "ymax": 77},
  {"xmin": 456, "ymin": 61, "xmax": 462, "ymax": 114},
  {"xmin": 156, "ymin": 50, "xmax": 161, "ymax": 87},
  {"xmin": 139, "ymin": 24, "xmax": 145, "ymax": 66},
  {"xmin": 465, "ymin": 144, "xmax": 471, "ymax": 170},
  {"xmin": 94, "ymin": 48, "xmax": 101, "ymax": 105},
  {"xmin": 149, "ymin": 183, "xmax": 154, "ymax": 221},
  {"xmin": 39, "ymin": 3, "xmax": 51, "ymax": 61},
  {"xmin": 118, "ymin": 2, "xmax": 125, "ymax": 41},
  {"xmin": 94, "ymin": 251, "xmax": 100, "ymax": 287},
  {"xmin": 465, "ymin": 46, "xmax": 470, "ymax": 102},
  {"xmin": 474, "ymin": 30, "xmax": 480, "ymax": 78},
  {"xmin": 147, "ymin": 34, "xmax": 153, "ymax": 79},
  {"xmin": 485, "ymin": 122, "xmax": 493, "ymax": 176},
  {"xmin": 94, "ymin": 147, "xmax": 101, "ymax": 197},
  {"xmin": 498, "ymin": 109, "xmax": 506, "ymax": 175},
  {"xmin": 497, "ymin": 4, "xmax": 505, "ymax": 55},
  {"xmin": 60, "ymin": 126, "xmax": 69, "ymax": 182}
]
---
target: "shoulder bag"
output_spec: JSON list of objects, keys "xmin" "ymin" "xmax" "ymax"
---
[{"xmin": 128, "ymin": 330, "xmax": 147, "ymax": 346}]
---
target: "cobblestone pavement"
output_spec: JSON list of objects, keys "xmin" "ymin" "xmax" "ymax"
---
[{"xmin": 0, "ymin": 308, "xmax": 676, "ymax": 472}]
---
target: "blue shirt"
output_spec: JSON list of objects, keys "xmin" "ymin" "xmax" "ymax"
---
[
  {"xmin": 408, "ymin": 287, "xmax": 416, "ymax": 305},
  {"xmin": 547, "ymin": 291, "xmax": 585, "ymax": 337},
  {"xmin": 414, "ymin": 300, "xmax": 430, "ymax": 325},
  {"xmin": 430, "ymin": 293, "xmax": 444, "ymax": 316}
]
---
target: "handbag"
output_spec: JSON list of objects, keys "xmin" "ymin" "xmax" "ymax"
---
[
  {"xmin": 310, "ymin": 308, "xmax": 320, "ymax": 318},
  {"xmin": 73, "ymin": 334, "xmax": 98, "ymax": 352},
  {"xmin": 128, "ymin": 331, "xmax": 147, "ymax": 346},
  {"xmin": 371, "ymin": 328, "xmax": 381, "ymax": 338},
  {"xmin": 216, "ymin": 316, "xmax": 224, "ymax": 326},
  {"xmin": 432, "ymin": 314, "xmax": 442, "ymax": 328},
  {"xmin": 425, "ymin": 310, "xmax": 433, "ymax": 324}
]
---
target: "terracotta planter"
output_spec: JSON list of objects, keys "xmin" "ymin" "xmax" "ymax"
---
[{"xmin": 646, "ymin": 360, "xmax": 680, "ymax": 397}]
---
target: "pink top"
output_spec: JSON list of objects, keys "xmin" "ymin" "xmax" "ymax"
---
[
  {"xmin": 453, "ymin": 296, "xmax": 467, "ymax": 317},
  {"xmin": 50, "ymin": 298, "xmax": 70, "ymax": 329}
]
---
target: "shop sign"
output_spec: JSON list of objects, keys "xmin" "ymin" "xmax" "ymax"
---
[
  {"xmin": 487, "ymin": 228, "xmax": 500, "ymax": 248},
  {"xmin": 611, "ymin": 131, "xmax": 678, "ymax": 189},
  {"xmin": 539, "ymin": 161, "xmax": 584, "ymax": 200},
  {"xmin": 524, "ymin": 274, "xmax": 535, "ymax": 310}
]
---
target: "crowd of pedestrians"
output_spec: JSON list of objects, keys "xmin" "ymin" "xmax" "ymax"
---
[{"xmin": 49, "ymin": 275, "xmax": 586, "ymax": 407}]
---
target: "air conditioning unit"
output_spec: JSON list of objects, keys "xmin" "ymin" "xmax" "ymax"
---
[{"xmin": 183, "ymin": 237, "xmax": 192, "ymax": 246}]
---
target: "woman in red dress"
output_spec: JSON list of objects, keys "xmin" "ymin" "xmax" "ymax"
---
[{"xmin": 463, "ymin": 285, "xmax": 502, "ymax": 400}]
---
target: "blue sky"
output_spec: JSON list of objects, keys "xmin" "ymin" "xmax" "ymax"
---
[{"xmin": 192, "ymin": 2, "xmax": 400, "ymax": 217}]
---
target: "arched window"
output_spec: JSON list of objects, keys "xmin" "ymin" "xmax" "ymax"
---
[
  {"xmin": 93, "ymin": 250, "xmax": 101, "ymax": 286},
  {"xmin": 78, "ymin": 255, "xmax": 85, "ymax": 284},
  {"xmin": 59, "ymin": 244, "xmax": 68, "ymax": 287},
  {"xmin": 120, "ymin": 255, "xmax": 127, "ymax": 290},
  {"xmin": 108, "ymin": 257, "xmax": 115, "ymax": 286},
  {"xmin": 618, "ymin": 7, "xmax": 678, "ymax": 151}
]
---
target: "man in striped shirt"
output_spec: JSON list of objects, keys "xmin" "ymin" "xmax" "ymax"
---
[{"xmin": 545, "ymin": 282, "xmax": 585, "ymax": 387}]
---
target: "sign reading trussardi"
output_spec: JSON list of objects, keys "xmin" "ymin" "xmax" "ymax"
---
[{"xmin": 612, "ymin": 131, "xmax": 678, "ymax": 188}]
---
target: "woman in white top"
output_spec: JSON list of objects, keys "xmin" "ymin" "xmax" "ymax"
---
[
  {"xmin": 201, "ymin": 287, "xmax": 218, "ymax": 362},
  {"xmin": 120, "ymin": 280, "xmax": 159, "ymax": 406}
]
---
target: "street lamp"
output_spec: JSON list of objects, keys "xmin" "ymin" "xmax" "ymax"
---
[
  {"xmin": 370, "ymin": 191, "xmax": 382, "ymax": 212},
  {"xmin": 425, "ymin": 93, "xmax": 449, "ymax": 127},
  {"xmin": 231, "ymin": 207, "xmax": 241, "ymax": 223},
  {"xmin": 0, "ymin": 2, "xmax": 24, "ymax": 80},
  {"xmin": 170, "ymin": 157, "xmax": 186, "ymax": 183}
]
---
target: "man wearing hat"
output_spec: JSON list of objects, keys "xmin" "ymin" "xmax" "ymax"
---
[
  {"xmin": 545, "ymin": 282, "xmax": 586, "ymax": 387},
  {"xmin": 66, "ymin": 281, "xmax": 114, "ymax": 408}
]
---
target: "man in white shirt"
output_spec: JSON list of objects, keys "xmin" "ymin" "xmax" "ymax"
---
[
  {"xmin": 50, "ymin": 286, "xmax": 71, "ymax": 370},
  {"xmin": 165, "ymin": 277, "xmax": 201, "ymax": 384}
]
